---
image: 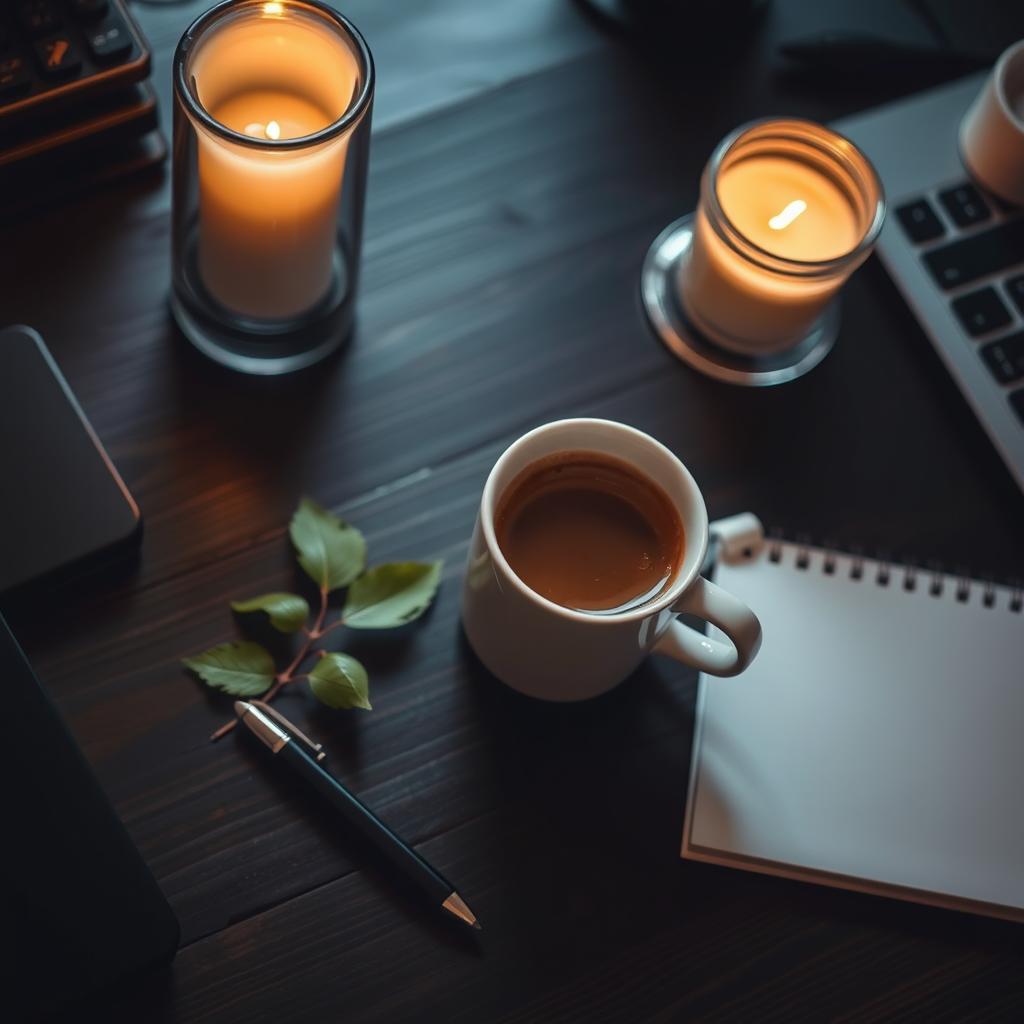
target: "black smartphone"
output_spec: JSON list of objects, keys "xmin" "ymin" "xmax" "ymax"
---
[{"xmin": 0, "ymin": 324, "xmax": 141, "ymax": 598}]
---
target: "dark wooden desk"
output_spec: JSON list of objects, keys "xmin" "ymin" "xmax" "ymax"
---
[{"xmin": 3, "ymin": 2, "xmax": 1023, "ymax": 1020}]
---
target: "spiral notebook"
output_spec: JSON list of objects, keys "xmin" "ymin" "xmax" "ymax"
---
[{"xmin": 682, "ymin": 531, "xmax": 1024, "ymax": 922}]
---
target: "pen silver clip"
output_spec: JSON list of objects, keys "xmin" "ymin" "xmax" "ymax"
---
[{"xmin": 250, "ymin": 700, "xmax": 327, "ymax": 762}]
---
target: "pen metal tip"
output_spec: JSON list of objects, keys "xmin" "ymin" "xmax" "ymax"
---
[
  {"xmin": 234, "ymin": 700, "xmax": 251, "ymax": 717},
  {"xmin": 442, "ymin": 891, "xmax": 480, "ymax": 930}
]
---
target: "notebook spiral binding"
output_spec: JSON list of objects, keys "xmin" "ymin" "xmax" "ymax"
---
[{"xmin": 765, "ymin": 530, "xmax": 1023, "ymax": 614}]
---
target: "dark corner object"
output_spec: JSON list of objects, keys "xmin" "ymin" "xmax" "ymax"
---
[
  {"xmin": 2, "ymin": 614, "xmax": 179, "ymax": 1019},
  {"xmin": 0, "ymin": 325, "xmax": 142, "ymax": 603}
]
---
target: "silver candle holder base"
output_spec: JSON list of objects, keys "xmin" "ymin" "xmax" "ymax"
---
[{"xmin": 640, "ymin": 215, "xmax": 840, "ymax": 387}]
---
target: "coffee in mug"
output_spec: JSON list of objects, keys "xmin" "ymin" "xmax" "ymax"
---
[
  {"xmin": 461, "ymin": 418, "xmax": 762, "ymax": 701},
  {"xmin": 494, "ymin": 451, "xmax": 684, "ymax": 614}
]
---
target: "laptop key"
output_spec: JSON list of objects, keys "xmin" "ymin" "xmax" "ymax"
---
[
  {"xmin": 70, "ymin": 0, "xmax": 109, "ymax": 21},
  {"xmin": 0, "ymin": 54, "xmax": 32, "ymax": 96},
  {"xmin": 1006, "ymin": 274, "xmax": 1024, "ymax": 316},
  {"xmin": 896, "ymin": 198, "xmax": 945, "ymax": 244},
  {"xmin": 86, "ymin": 14, "xmax": 132, "ymax": 63},
  {"xmin": 980, "ymin": 333, "xmax": 1024, "ymax": 386},
  {"xmin": 34, "ymin": 33, "xmax": 81, "ymax": 79},
  {"xmin": 923, "ymin": 219, "xmax": 1024, "ymax": 290},
  {"xmin": 938, "ymin": 183, "xmax": 992, "ymax": 229},
  {"xmin": 19, "ymin": 1, "xmax": 61, "ymax": 37},
  {"xmin": 952, "ymin": 286, "xmax": 1012, "ymax": 337}
]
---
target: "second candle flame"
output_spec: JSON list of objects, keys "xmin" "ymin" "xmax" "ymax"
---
[{"xmin": 768, "ymin": 199, "xmax": 807, "ymax": 231}]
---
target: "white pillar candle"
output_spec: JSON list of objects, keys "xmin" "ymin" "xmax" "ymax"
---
[
  {"xmin": 678, "ymin": 120, "xmax": 883, "ymax": 355},
  {"xmin": 188, "ymin": 3, "xmax": 361, "ymax": 321}
]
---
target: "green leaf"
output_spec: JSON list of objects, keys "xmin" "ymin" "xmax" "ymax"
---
[
  {"xmin": 309, "ymin": 653, "xmax": 371, "ymax": 710},
  {"xmin": 342, "ymin": 561, "xmax": 443, "ymax": 629},
  {"xmin": 289, "ymin": 497, "xmax": 366, "ymax": 592},
  {"xmin": 231, "ymin": 592, "xmax": 309, "ymax": 634},
  {"xmin": 182, "ymin": 642, "xmax": 275, "ymax": 697}
]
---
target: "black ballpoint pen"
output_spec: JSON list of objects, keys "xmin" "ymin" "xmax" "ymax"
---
[{"xmin": 234, "ymin": 699, "xmax": 481, "ymax": 931}]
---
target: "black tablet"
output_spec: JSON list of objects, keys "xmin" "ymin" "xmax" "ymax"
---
[
  {"xmin": 2, "ymin": 614, "xmax": 179, "ymax": 1018},
  {"xmin": 0, "ymin": 325, "xmax": 141, "ymax": 597}
]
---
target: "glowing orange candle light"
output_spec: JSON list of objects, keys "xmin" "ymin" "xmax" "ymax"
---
[
  {"xmin": 188, "ymin": 6, "xmax": 360, "ymax": 320},
  {"xmin": 171, "ymin": 0, "xmax": 374, "ymax": 374},
  {"xmin": 678, "ymin": 120, "xmax": 884, "ymax": 355}
]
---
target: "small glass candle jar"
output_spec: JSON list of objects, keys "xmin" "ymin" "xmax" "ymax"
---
[
  {"xmin": 171, "ymin": 0, "xmax": 374, "ymax": 374},
  {"xmin": 643, "ymin": 118, "xmax": 885, "ymax": 384}
]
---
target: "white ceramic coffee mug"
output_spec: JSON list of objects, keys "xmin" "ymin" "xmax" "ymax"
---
[
  {"xmin": 461, "ymin": 419, "xmax": 762, "ymax": 701},
  {"xmin": 960, "ymin": 39, "xmax": 1024, "ymax": 207}
]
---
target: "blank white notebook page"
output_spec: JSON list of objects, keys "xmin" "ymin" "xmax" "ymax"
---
[{"xmin": 683, "ymin": 540, "xmax": 1024, "ymax": 919}]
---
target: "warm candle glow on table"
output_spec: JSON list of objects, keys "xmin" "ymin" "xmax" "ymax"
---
[
  {"xmin": 189, "ymin": 7, "xmax": 359, "ymax": 321},
  {"xmin": 677, "ymin": 120, "xmax": 883, "ymax": 356},
  {"xmin": 717, "ymin": 157, "xmax": 860, "ymax": 261},
  {"xmin": 170, "ymin": 0, "xmax": 374, "ymax": 374}
]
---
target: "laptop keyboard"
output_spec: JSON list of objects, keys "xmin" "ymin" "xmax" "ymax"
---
[
  {"xmin": 896, "ymin": 184, "xmax": 1024, "ymax": 424},
  {"xmin": 0, "ymin": 1, "xmax": 141, "ymax": 114}
]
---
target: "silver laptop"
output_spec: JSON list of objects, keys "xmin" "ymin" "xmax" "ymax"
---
[{"xmin": 836, "ymin": 75, "xmax": 1024, "ymax": 493}]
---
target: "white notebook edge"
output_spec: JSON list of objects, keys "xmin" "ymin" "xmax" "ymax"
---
[
  {"xmin": 681, "ymin": 674, "xmax": 1024, "ymax": 924},
  {"xmin": 680, "ymin": 525, "xmax": 1024, "ymax": 925}
]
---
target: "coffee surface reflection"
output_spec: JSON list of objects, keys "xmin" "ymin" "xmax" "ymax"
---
[{"xmin": 494, "ymin": 450, "xmax": 684, "ymax": 614}]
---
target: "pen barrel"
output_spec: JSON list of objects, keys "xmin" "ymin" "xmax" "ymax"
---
[{"xmin": 278, "ymin": 740, "xmax": 453, "ymax": 903}]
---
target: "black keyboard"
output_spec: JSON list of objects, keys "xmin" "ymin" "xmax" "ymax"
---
[
  {"xmin": 895, "ymin": 183, "xmax": 1024, "ymax": 424},
  {"xmin": 0, "ymin": 0, "xmax": 149, "ymax": 123}
]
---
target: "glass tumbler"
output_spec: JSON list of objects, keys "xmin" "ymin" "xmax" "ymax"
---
[{"xmin": 171, "ymin": 0, "xmax": 374, "ymax": 374}]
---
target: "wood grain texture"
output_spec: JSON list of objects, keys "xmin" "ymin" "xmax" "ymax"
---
[{"xmin": 2, "ymin": 1, "xmax": 1024, "ymax": 1020}]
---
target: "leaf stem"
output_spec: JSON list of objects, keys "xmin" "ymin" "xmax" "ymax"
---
[
  {"xmin": 209, "ymin": 586, "xmax": 329, "ymax": 742},
  {"xmin": 314, "ymin": 615, "xmax": 346, "ymax": 640}
]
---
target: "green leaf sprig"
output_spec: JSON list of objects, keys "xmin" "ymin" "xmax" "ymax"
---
[{"xmin": 183, "ymin": 497, "xmax": 442, "ymax": 742}]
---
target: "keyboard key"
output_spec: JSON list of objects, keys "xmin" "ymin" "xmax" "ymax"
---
[
  {"xmin": 19, "ymin": 1, "xmax": 60, "ymax": 37},
  {"xmin": 34, "ymin": 33, "xmax": 81, "ymax": 79},
  {"xmin": 923, "ymin": 219, "xmax": 1024, "ymax": 290},
  {"xmin": 85, "ymin": 14, "xmax": 131, "ymax": 63},
  {"xmin": 1011, "ymin": 389, "xmax": 1024, "ymax": 426},
  {"xmin": 938, "ymin": 182, "xmax": 992, "ymax": 229},
  {"xmin": 1006, "ymin": 274, "xmax": 1024, "ymax": 316},
  {"xmin": 980, "ymin": 333, "xmax": 1024, "ymax": 385},
  {"xmin": 71, "ymin": 0, "xmax": 109, "ymax": 21},
  {"xmin": 896, "ymin": 198, "xmax": 945, "ymax": 244},
  {"xmin": 0, "ymin": 54, "xmax": 32, "ymax": 96},
  {"xmin": 952, "ymin": 286, "xmax": 1012, "ymax": 337}
]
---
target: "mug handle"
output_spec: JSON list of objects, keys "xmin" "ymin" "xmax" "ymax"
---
[{"xmin": 654, "ymin": 575, "xmax": 762, "ymax": 677}]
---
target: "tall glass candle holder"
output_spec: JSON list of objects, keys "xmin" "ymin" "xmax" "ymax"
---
[
  {"xmin": 642, "ymin": 118, "xmax": 885, "ymax": 386},
  {"xmin": 171, "ymin": 0, "xmax": 374, "ymax": 375}
]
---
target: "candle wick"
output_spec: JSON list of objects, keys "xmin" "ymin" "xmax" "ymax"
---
[{"xmin": 768, "ymin": 199, "xmax": 807, "ymax": 231}]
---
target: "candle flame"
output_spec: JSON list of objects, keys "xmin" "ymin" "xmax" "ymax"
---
[
  {"xmin": 768, "ymin": 199, "xmax": 807, "ymax": 231},
  {"xmin": 242, "ymin": 120, "xmax": 283, "ymax": 140}
]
